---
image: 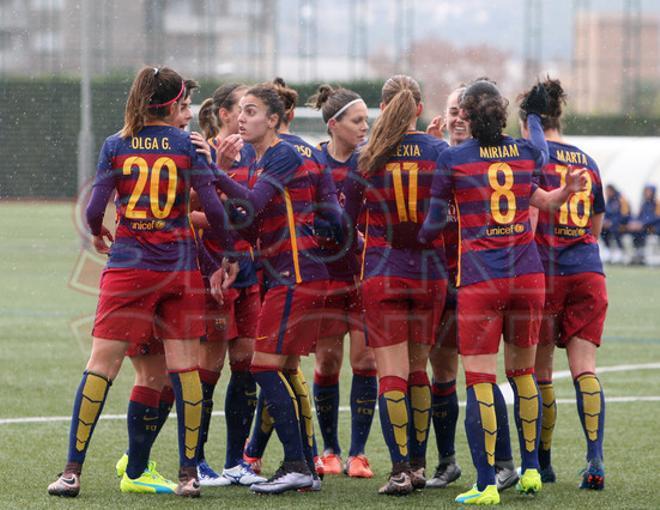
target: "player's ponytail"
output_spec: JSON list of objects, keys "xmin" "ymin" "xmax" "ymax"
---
[
  {"xmin": 272, "ymin": 77, "xmax": 299, "ymax": 125},
  {"xmin": 518, "ymin": 76, "xmax": 566, "ymax": 132},
  {"xmin": 198, "ymin": 97, "xmax": 219, "ymax": 140},
  {"xmin": 120, "ymin": 66, "xmax": 185, "ymax": 138},
  {"xmin": 359, "ymin": 75, "xmax": 420, "ymax": 177},
  {"xmin": 308, "ymin": 84, "xmax": 362, "ymax": 124},
  {"xmin": 460, "ymin": 78, "xmax": 508, "ymax": 146}
]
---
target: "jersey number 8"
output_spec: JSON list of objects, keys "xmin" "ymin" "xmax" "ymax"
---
[
  {"xmin": 122, "ymin": 156, "xmax": 178, "ymax": 219},
  {"xmin": 488, "ymin": 162, "xmax": 516, "ymax": 224}
]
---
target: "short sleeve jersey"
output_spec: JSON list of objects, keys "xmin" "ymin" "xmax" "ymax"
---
[
  {"xmin": 432, "ymin": 135, "xmax": 545, "ymax": 287},
  {"xmin": 360, "ymin": 131, "xmax": 449, "ymax": 281},
  {"xmin": 93, "ymin": 125, "xmax": 216, "ymax": 271}
]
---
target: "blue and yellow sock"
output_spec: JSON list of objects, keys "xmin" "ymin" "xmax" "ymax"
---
[
  {"xmin": 244, "ymin": 391, "xmax": 274, "ymax": 458},
  {"xmin": 493, "ymin": 383, "xmax": 513, "ymax": 463},
  {"xmin": 251, "ymin": 365, "xmax": 305, "ymax": 463},
  {"xmin": 378, "ymin": 376, "xmax": 410, "ymax": 472},
  {"xmin": 464, "ymin": 372, "xmax": 497, "ymax": 491},
  {"xmin": 408, "ymin": 370, "xmax": 432, "ymax": 469},
  {"xmin": 169, "ymin": 368, "xmax": 203, "ymax": 469},
  {"xmin": 224, "ymin": 361, "xmax": 258, "ymax": 468},
  {"xmin": 197, "ymin": 368, "xmax": 220, "ymax": 462},
  {"xmin": 507, "ymin": 368, "xmax": 541, "ymax": 471},
  {"xmin": 66, "ymin": 371, "xmax": 112, "ymax": 472},
  {"xmin": 431, "ymin": 379, "xmax": 458, "ymax": 460},
  {"xmin": 313, "ymin": 371, "xmax": 341, "ymax": 454},
  {"xmin": 285, "ymin": 368, "xmax": 317, "ymax": 472},
  {"xmin": 154, "ymin": 385, "xmax": 175, "ymax": 440},
  {"xmin": 348, "ymin": 369, "xmax": 377, "ymax": 457},
  {"xmin": 126, "ymin": 385, "xmax": 160, "ymax": 479},
  {"xmin": 574, "ymin": 372, "xmax": 605, "ymax": 461},
  {"xmin": 538, "ymin": 380, "xmax": 556, "ymax": 469}
]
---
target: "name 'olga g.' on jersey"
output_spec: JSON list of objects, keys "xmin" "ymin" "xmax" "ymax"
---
[{"xmin": 95, "ymin": 125, "xmax": 216, "ymax": 271}]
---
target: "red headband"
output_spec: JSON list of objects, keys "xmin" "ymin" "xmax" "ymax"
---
[{"xmin": 147, "ymin": 81, "xmax": 185, "ymax": 109}]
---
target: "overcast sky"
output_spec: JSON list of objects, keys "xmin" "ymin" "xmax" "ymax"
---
[{"xmin": 278, "ymin": 0, "xmax": 660, "ymax": 61}]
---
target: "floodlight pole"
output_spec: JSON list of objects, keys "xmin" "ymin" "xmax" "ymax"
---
[{"xmin": 77, "ymin": 0, "xmax": 93, "ymax": 197}]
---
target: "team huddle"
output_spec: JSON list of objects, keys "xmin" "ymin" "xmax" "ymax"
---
[{"xmin": 47, "ymin": 66, "xmax": 607, "ymax": 506}]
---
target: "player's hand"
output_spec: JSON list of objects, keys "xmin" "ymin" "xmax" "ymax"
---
[
  {"xmin": 190, "ymin": 131, "xmax": 213, "ymax": 165},
  {"xmin": 209, "ymin": 267, "xmax": 225, "ymax": 305},
  {"xmin": 221, "ymin": 257, "xmax": 240, "ymax": 289},
  {"xmin": 217, "ymin": 134, "xmax": 244, "ymax": 170},
  {"xmin": 565, "ymin": 167, "xmax": 588, "ymax": 194},
  {"xmin": 426, "ymin": 115, "xmax": 445, "ymax": 139},
  {"xmin": 92, "ymin": 226, "xmax": 113, "ymax": 255},
  {"xmin": 520, "ymin": 83, "xmax": 549, "ymax": 116}
]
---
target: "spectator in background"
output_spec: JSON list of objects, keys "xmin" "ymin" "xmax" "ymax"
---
[
  {"xmin": 601, "ymin": 184, "xmax": 630, "ymax": 264},
  {"xmin": 627, "ymin": 185, "xmax": 660, "ymax": 265}
]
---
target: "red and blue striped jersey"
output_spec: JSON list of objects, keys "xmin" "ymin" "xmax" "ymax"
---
[
  {"xmin": 345, "ymin": 132, "xmax": 449, "ymax": 281},
  {"xmin": 92, "ymin": 125, "xmax": 218, "ymax": 271},
  {"xmin": 430, "ymin": 135, "xmax": 545, "ymax": 287},
  {"xmin": 534, "ymin": 141, "xmax": 605, "ymax": 276},
  {"xmin": 318, "ymin": 141, "xmax": 361, "ymax": 281},
  {"xmin": 444, "ymin": 199, "xmax": 460, "ymax": 287},
  {"xmin": 214, "ymin": 139, "xmax": 330, "ymax": 289}
]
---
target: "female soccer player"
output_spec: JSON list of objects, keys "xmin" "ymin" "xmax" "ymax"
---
[
  {"xmin": 211, "ymin": 83, "xmax": 341, "ymax": 494},
  {"xmin": 343, "ymin": 75, "xmax": 449, "ymax": 495},
  {"xmin": 425, "ymin": 86, "xmax": 518, "ymax": 492},
  {"xmin": 114, "ymin": 79, "xmax": 199, "ymax": 489},
  {"xmin": 47, "ymin": 66, "xmax": 234, "ymax": 498},
  {"xmin": 419, "ymin": 78, "xmax": 586, "ymax": 505},
  {"xmin": 521, "ymin": 78, "xmax": 607, "ymax": 490},
  {"xmin": 239, "ymin": 77, "xmax": 326, "ymax": 486},
  {"xmin": 305, "ymin": 84, "xmax": 377, "ymax": 478},
  {"xmin": 190, "ymin": 83, "xmax": 265, "ymax": 488}
]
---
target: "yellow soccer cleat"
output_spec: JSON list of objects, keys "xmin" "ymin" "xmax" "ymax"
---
[
  {"xmin": 115, "ymin": 453, "xmax": 128, "ymax": 478},
  {"xmin": 455, "ymin": 484, "xmax": 500, "ymax": 505},
  {"xmin": 119, "ymin": 467, "xmax": 177, "ymax": 494},
  {"xmin": 516, "ymin": 469, "xmax": 542, "ymax": 495}
]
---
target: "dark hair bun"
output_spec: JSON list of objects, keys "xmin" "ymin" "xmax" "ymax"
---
[
  {"xmin": 543, "ymin": 78, "xmax": 566, "ymax": 120},
  {"xmin": 313, "ymin": 84, "xmax": 335, "ymax": 109}
]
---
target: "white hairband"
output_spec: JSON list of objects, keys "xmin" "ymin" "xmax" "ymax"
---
[{"xmin": 327, "ymin": 98, "xmax": 366, "ymax": 124}]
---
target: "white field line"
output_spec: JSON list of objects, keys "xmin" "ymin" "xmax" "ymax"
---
[{"xmin": 2, "ymin": 363, "xmax": 659, "ymax": 426}]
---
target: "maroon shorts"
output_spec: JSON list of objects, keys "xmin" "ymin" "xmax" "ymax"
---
[
  {"xmin": 319, "ymin": 280, "xmax": 364, "ymax": 337},
  {"xmin": 362, "ymin": 276, "xmax": 446, "ymax": 348},
  {"xmin": 540, "ymin": 272, "xmax": 607, "ymax": 348},
  {"xmin": 204, "ymin": 284, "xmax": 261, "ymax": 342},
  {"xmin": 457, "ymin": 273, "xmax": 545, "ymax": 356},
  {"xmin": 93, "ymin": 268, "xmax": 205, "ymax": 343},
  {"xmin": 255, "ymin": 280, "xmax": 328, "ymax": 356}
]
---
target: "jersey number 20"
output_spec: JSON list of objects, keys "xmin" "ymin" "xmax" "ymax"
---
[{"xmin": 122, "ymin": 156, "xmax": 178, "ymax": 219}]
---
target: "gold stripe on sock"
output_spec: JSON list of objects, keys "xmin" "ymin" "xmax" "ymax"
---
[
  {"xmin": 512, "ymin": 374, "xmax": 540, "ymax": 452},
  {"xmin": 277, "ymin": 371, "xmax": 300, "ymax": 420},
  {"xmin": 539, "ymin": 382, "xmax": 557, "ymax": 451},
  {"xmin": 289, "ymin": 369, "xmax": 315, "ymax": 448},
  {"xmin": 577, "ymin": 374, "xmax": 602, "ymax": 441},
  {"xmin": 75, "ymin": 373, "xmax": 109, "ymax": 451},
  {"xmin": 473, "ymin": 383, "xmax": 496, "ymax": 466},
  {"xmin": 410, "ymin": 385, "xmax": 431, "ymax": 444},
  {"xmin": 179, "ymin": 370, "xmax": 203, "ymax": 460},
  {"xmin": 384, "ymin": 390, "xmax": 409, "ymax": 457}
]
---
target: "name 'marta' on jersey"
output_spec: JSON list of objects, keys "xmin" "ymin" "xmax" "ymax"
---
[
  {"xmin": 346, "ymin": 131, "xmax": 449, "ymax": 281},
  {"xmin": 534, "ymin": 141, "xmax": 605, "ymax": 276},
  {"xmin": 432, "ymin": 135, "xmax": 546, "ymax": 287},
  {"xmin": 93, "ymin": 125, "xmax": 217, "ymax": 271}
]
